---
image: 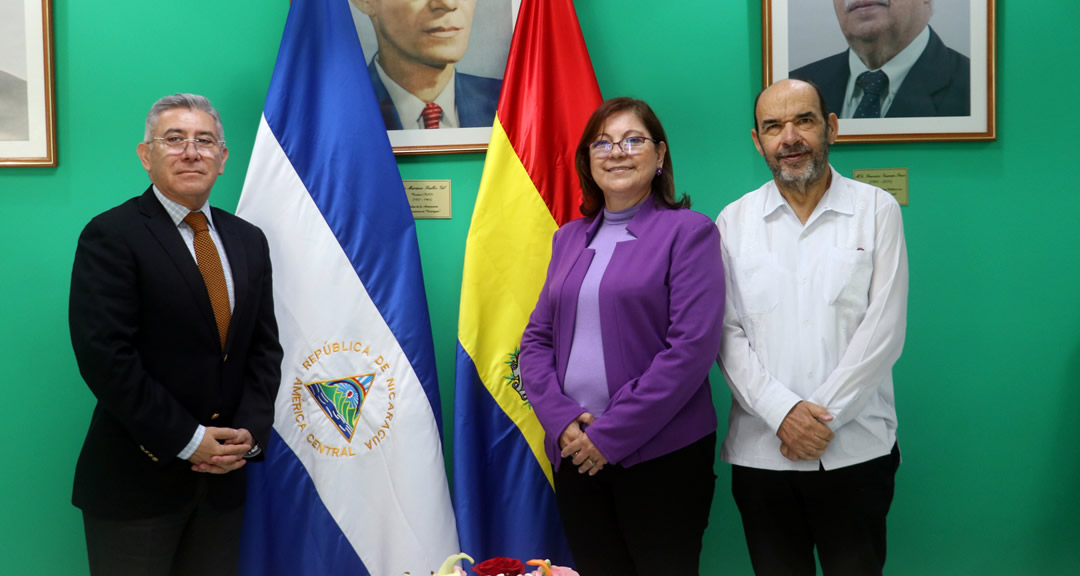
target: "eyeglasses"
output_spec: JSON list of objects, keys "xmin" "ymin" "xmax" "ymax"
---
[
  {"xmin": 589, "ymin": 136, "xmax": 660, "ymax": 158},
  {"xmin": 150, "ymin": 136, "xmax": 225, "ymax": 155}
]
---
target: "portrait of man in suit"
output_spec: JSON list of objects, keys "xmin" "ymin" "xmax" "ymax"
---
[
  {"xmin": 0, "ymin": 0, "xmax": 29, "ymax": 141},
  {"xmin": 789, "ymin": 0, "xmax": 970, "ymax": 119},
  {"xmin": 349, "ymin": 0, "xmax": 502, "ymax": 131},
  {"xmin": 69, "ymin": 94, "xmax": 283, "ymax": 576}
]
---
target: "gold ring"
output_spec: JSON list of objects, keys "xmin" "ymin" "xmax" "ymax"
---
[{"xmin": 586, "ymin": 459, "xmax": 595, "ymax": 467}]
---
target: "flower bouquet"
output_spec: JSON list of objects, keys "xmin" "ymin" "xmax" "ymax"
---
[{"xmin": 408, "ymin": 553, "xmax": 578, "ymax": 576}]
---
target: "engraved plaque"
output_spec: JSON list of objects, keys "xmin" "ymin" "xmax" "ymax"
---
[
  {"xmin": 852, "ymin": 168, "xmax": 908, "ymax": 206},
  {"xmin": 404, "ymin": 180, "xmax": 451, "ymax": 219}
]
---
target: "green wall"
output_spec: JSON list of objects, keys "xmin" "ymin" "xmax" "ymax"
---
[{"xmin": 2, "ymin": 1, "xmax": 1077, "ymax": 574}]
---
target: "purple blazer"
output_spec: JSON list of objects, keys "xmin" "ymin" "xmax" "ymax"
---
[{"xmin": 520, "ymin": 199, "xmax": 724, "ymax": 470}]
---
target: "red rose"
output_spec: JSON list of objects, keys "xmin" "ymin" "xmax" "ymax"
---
[{"xmin": 472, "ymin": 557, "xmax": 526, "ymax": 576}]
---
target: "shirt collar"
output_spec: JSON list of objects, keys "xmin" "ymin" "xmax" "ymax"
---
[
  {"xmin": 818, "ymin": 166, "xmax": 855, "ymax": 216},
  {"xmin": 152, "ymin": 185, "xmax": 215, "ymax": 230},
  {"xmin": 762, "ymin": 181, "xmax": 788, "ymax": 218},
  {"xmin": 761, "ymin": 165, "xmax": 853, "ymax": 219},
  {"xmin": 847, "ymin": 25, "xmax": 931, "ymax": 97},
  {"xmin": 373, "ymin": 54, "xmax": 458, "ymax": 129},
  {"xmin": 585, "ymin": 196, "xmax": 656, "ymax": 244}
]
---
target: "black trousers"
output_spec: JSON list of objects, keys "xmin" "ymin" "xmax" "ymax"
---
[
  {"xmin": 732, "ymin": 443, "xmax": 901, "ymax": 576},
  {"xmin": 554, "ymin": 432, "xmax": 717, "ymax": 576},
  {"xmin": 82, "ymin": 477, "xmax": 244, "ymax": 576}
]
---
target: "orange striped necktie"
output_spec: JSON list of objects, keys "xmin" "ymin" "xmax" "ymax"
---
[{"xmin": 183, "ymin": 211, "xmax": 231, "ymax": 350}]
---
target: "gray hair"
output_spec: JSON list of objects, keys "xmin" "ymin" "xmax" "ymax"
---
[{"xmin": 143, "ymin": 93, "xmax": 225, "ymax": 143}]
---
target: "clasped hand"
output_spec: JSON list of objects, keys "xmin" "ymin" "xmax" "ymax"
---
[
  {"xmin": 777, "ymin": 401, "xmax": 834, "ymax": 462},
  {"xmin": 559, "ymin": 412, "xmax": 608, "ymax": 475},
  {"xmin": 188, "ymin": 426, "xmax": 253, "ymax": 474}
]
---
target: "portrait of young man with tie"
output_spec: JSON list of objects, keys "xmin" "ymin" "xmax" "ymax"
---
[
  {"xmin": 68, "ymin": 93, "xmax": 283, "ymax": 576},
  {"xmin": 350, "ymin": 0, "xmax": 503, "ymax": 130}
]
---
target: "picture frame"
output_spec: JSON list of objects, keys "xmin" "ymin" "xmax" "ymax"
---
[
  {"xmin": 0, "ymin": 0, "xmax": 56, "ymax": 166},
  {"xmin": 762, "ymin": 0, "xmax": 995, "ymax": 143},
  {"xmin": 349, "ymin": 0, "xmax": 521, "ymax": 155}
]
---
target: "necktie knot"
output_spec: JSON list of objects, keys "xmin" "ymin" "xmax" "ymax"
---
[
  {"xmin": 421, "ymin": 102, "xmax": 442, "ymax": 130},
  {"xmin": 858, "ymin": 70, "xmax": 888, "ymax": 97},
  {"xmin": 854, "ymin": 70, "xmax": 890, "ymax": 119},
  {"xmin": 184, "ymin": 211, "xmax": 209, "ymax": 233}
]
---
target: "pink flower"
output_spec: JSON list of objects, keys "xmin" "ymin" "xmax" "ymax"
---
[{"xmin": 524, "ymin": 559, "xmax": 578, "ymax": 576}]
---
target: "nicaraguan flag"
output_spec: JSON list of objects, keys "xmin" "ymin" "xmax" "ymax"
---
[
  {"xmin": 236, "ymin": 0, "xmax": 458, "ymax": 574},
  {"xmin": 453, "ymin": 0, "xmax": 602, "ymax": 564}
]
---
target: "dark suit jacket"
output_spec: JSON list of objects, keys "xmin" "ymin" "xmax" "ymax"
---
[
  {"xmin": 790, "ymin": 27, "xmax": 970, "ymax": 118},
  {"xmin": 69, "ymin": 187, "xmax": 283, "ymax": 520},
  {"xmin": 367, "ymin": 59, "xmax": 501, "ymax": 129}
]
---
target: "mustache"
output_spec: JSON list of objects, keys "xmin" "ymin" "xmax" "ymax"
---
[
  {"xmin": 776, "ymin": 143, "xmax": 812, "ymax": 159},
  {"xmin": 845, "ymin": 0, "xmax": 889, "ymax": 11}
]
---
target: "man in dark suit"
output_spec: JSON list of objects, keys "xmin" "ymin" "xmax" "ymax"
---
[
  {"xmin": 351, "ymin": 0, "xmax": 501, "ymax": 129},
  {"xmin": 790, "ymin": 0, "xmax": 969, "ymax": 118},
  {"xmin": 69, "ymin": 93, "xmax": 282, "ymax": 576}
]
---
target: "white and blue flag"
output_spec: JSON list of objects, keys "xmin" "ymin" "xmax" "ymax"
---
[{"xmin": 235, "ymin": 0, "xmax": 458, "ymax": 574}]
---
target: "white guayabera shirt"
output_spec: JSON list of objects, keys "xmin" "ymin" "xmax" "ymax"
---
[{"xmin": 716, "ymin": 166, "xmax": 909, "ymax": 471}]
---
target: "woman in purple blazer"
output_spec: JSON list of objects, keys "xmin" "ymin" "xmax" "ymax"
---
[{"xmin": 520, "ymin": 98, "xmax": 725, "ymax": 575}]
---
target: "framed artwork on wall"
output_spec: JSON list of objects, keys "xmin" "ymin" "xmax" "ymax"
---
[
  {"xmin": 0, "ymin": 0, "xmax": 56, "ymax": 166},
  {"xmin": 348, "ymin": 0, "xmax": 520, "ymax": 155},
  {"xmin": 762, "ymin": 0, "xmax": 996, "ymax": 143}
]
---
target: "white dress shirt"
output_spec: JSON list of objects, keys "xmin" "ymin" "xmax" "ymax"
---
[
  {"xmin": 716, "ymin": 166, "xmax": 908, "ymax": 471},
  {"xmin": 840, "ymin": 26, "xmax": 930, "ymax": 118},
  {"xmin": 373, "ymin": 55, "xmax": 459, "ymax": 129}
]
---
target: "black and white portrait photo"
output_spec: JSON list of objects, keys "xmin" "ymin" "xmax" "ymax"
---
[
  {"xmin": 763, "ymin": 0, "xmax": 994, "ymax": 142},
  {"xmin": 0, "ymin": 0, "xmax": 55, "ymax": 166}
]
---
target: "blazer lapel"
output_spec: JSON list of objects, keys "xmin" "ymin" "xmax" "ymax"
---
[
  {"xmin": 819, "ymin": 53, "xmax": 849, "ymax": 118},
  {"xmin": 887, "ymin": 28, "xmax": 952, "ymax": 117},
  {"xmin": 368, "ymin": 58, "xmax": 404, "ymax": 130},
  {"xmin": 137, "ymin": 188, "xmax": 221, "ymax": 350}
]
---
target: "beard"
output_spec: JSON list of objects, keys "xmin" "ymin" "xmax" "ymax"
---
[{"xmin": 765, "ymin": 139, "xmax": 830, "ymax": 194}]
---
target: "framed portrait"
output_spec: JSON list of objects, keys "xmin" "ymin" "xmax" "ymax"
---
[
  {"xmin": 0, "ymin": 0, "xmax": 55, "ymax": 166},
  {"xmin": 348, "ymin": 0, "xmax": 521, "ymax": 155},
  {"xmin": 763, "ymin": 0, "xmax": 996, "ymax": 143}
]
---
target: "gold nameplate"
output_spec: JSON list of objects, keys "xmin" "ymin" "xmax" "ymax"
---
[
  {"xmin": 404, "ymin": 180, "xmax": 452, "ymax": 219},
  {"xmin": 852, "ymin": 168, "xmax": 909, "ymax": 206}
]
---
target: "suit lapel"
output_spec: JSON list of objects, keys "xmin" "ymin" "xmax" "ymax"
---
[
  {"xmin": 368, "ymin": 59, "xmax": 403, "ymax": 130},
  {"xmin": 812, "ymin": 53, "xmax": 849, "ymax": 118},
  {"xmin": 137, "ymin": 188, "xmax": 221, "ymax": 347},
  {"xmin": 887, "ymin": 29, "xmax": 951, "ymax": 117},
  {"xmin": 456, "ymin": 72, "xmax": 502, "ymax": 128}
]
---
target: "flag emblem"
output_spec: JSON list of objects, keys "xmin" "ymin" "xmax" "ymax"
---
[
  {"xmin": 453, "ymin": 0, "xmax": 601, "ymax": 563},
  {"xmin": 306, "ymin": 374, "xmax": 375, "ymax": 442},
  {"xmin": 236, "ymin": 0, "xmax": 459, "ymax": 570},
  {"xmin": 504, "ymin": 349, "xmax": 528, "ymax": 404}
]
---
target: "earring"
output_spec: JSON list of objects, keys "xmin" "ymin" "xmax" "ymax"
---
[{"xmin": 656, "ymin": 166, "xmax": 663, "ymax": 176}]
